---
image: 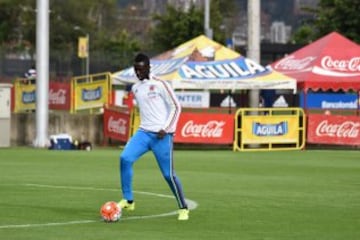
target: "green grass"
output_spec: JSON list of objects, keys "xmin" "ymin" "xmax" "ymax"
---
[{"xmin": 0, "ymin": 148, "xmax": 359, "ymax": 240}]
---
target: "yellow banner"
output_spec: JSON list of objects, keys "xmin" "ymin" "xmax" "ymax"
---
[
  {"xmin": 78, "ymin": 37, "xmax": 88, "ymax": 58},
  {"xmin": 242, "ymin": 115, "xmax": 299, "ymax": 143},
  {"xmin": 14, "ymin": 84, "xmax": 36, "ymax": 112},
  {"xmin": 74, "ymin": 81, "xmax": 108, "ymax": 110}
]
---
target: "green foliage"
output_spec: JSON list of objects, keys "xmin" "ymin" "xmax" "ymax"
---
[
  {"xmin": 99, "ymin": 30, "xmax": 140, "ymax": 69},
  {"xmin": 150, "ymin": 1, "xmax": 228, "ymax": 53},
  {"xmin": 0, "ymin": 0, "xmax": 35, "ymax": 48},
  {"xmin": 150, "ymin": 5, "xmax": 203, "ymax": 53},
  {"xmin": 290, "ymin": 25, "xmax": 317, "ymax": 44},
  {"xmin": 0, "ymin": 0, "xmax": 140, "ymax": 60},
  {"xmin": 292, "ymin": 0, "xmax": 360, "ymax": 43},
  {"xmin": 314, "ymin": 0, "xmax": 360, "ymax": 43}
]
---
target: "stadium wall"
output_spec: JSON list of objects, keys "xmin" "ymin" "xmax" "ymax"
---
[{"xmin": 11, "ymin": 112, "xmax": 103, "ymax": 146}]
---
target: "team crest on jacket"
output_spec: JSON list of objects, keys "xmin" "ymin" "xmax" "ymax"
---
[{"xmin": 148, "ymin": 85, "xmax": 157, "ymax": 98}]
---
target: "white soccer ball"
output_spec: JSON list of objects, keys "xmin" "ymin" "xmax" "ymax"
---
[{"xmin": 100, "ymin": 201, "xmax": 122, "ymax": 222}]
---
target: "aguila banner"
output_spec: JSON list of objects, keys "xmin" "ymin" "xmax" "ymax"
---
[
  {"xmin": 307, "ymin": 114, "xmax": 360, "ymax": 145},
  {"xmin": 13, "ymin": 81, "xmax": 71, "ymax": 112},
  {"xmin": 174, "ymin": 112, "xmax": 234, "ymax": 144},
  {"xmin": 241, "ymin": 115, "xmax": 299, "ymax": 144}
]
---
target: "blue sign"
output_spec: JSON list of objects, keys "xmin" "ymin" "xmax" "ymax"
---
[
  {"xmin": 179, "ymin": 57, "xmax": 270, "ymax": 80},
  {"xmin": 22, "ymin": 90, "xmax": 36, "ymax": 104},
  {"xmin": 252, "ymin": 121, "xmax": 288, "ymax": 136},
  {"xmin": 300, "ymin": 92, "xmax": 359, "ymax": 109},
  {"xmin": 82, "ymin": 87, "xmax": 102, "ymax": 101}
]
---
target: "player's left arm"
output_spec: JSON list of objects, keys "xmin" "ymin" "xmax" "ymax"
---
[{"xmin": 159, "ymin": 80, "xmax": 181, "ymax": 135}]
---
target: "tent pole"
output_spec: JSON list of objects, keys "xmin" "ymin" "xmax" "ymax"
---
[
  {"xmin": 357, "ymin": 91, "xmax": 360, "ymax": 116},
  {"xmin": 228, "ymin": 90, "xmax": 231, "ymax": 114}
]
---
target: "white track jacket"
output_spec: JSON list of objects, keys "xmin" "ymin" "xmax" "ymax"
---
[{"xmin": 132, "ymin": 76, "xmax": 181, "ymax": 133}]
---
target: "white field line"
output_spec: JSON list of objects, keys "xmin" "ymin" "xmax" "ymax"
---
[{"xmin": 0, "ymin": 183, "xmax": 198, "ymax": 229}]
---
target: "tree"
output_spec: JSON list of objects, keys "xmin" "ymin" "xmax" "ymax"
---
[
  {"xmin": 98, "ymin": 29, "xmax": 140, "ymax": 70},
  {"xmin": 291, "ymin": 0, "xmax": 360, "ymax": 43},
  {"xmin": 150, "ymin": 4, "xmax": 204, "ymax": 53},
  {"xmin": 0, "ymin": 0, "xmax": 35, "ymax": 53},
  {"xmin": 0, "ymin": 0, "xmax": 141, "ymax": 71},
  {"xmin": 150, "ymin": 0, "xmax": 236, "ymax": 53},
  {"xmin": 314, "ymin": 0, "xmax": 360, "ymax": 43},
  {"xmin": 290, "ymin": 25, "xmax": 317, "ymax": 44}
]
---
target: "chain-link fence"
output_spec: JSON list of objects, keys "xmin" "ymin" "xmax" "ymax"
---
[{"xmin": 0, "ymin": 48, "xmax": 134, "ymax": 83}]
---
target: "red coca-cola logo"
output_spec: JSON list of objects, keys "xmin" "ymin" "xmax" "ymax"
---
[
  {"xmin": 321, "ymin": 56, "xmax": 360, "ymax": 72},
  {"xmin": 49, "ymin": 89, "xmax": 66, "ymax": 104},
  {"xmin": 181, "ymin": 120, "xmax": 225, "ymax": 138},
  {"xmin": 108, "ymin": 116, "xmax": 127, "ymax": 135},
  {"xmin": 315, "ymin": 120, "xmax": 360, "ymax": 138},
  {"xmin": 274, "ymin": 55, "xmax": 316, "ymax": 70}
]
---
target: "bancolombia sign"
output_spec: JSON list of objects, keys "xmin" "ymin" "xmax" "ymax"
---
[
  {"xmin": 175, "ymin": 112, "xmax": 234, "ymax": 144},
  {"xmin": 307, "ymin": 114, "xmax": 360, "ymax": 145}
]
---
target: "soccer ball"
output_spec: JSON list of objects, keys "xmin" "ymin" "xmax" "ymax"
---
[{"xmin": 100, "ymin": 201, "xmax": 122, "ymax": 222}]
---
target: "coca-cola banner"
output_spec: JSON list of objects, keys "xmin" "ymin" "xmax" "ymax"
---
[
  {"xmin": 242, "ymin": 116, "xmax": 299, "ymax": 144},
  {"xmin": 49, "ymin": 82, "xmax": 71, "ymax": 110},
  {"xmin": 103, "ymin": 107, "xmax": 131, "ymax": 142},
  {"xmin": 307, "ymin": 114, "xmax": 360, "ymax": 145},
  {"xmin": 174, "ymin": 112, "xmax": 234, "ymax": 144}
]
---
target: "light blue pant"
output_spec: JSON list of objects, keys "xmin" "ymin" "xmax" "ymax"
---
[{"xmin": 120, "ymin": 129, "xmax": 187, "ymax": 209}]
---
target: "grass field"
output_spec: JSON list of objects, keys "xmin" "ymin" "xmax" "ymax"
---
[{"xmin": 0, "ymin": 148, "xmax": 359, "ymax": 240}]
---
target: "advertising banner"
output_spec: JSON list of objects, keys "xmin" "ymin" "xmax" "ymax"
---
[
  {"xmin": 74, "ymin": 80, "xmax": 109, "ymax": 110},
  {"xmin": 14, "ymin": 84, "xmax": 36, "ymax": 112},
  {"xmin": 78, "ymin": 37, "xmax": 88, "ymax": 58},
  {"xmin": 307, "ymin": 114, "xmax": 360, "ymax": 145},
  {"xmin": 49, "ymin": 82, "xmax": 71, "ymax": 110},
  {"xmin": 242, "ymin": 115, "xmax": 299, "ymax": 143},
  {"xmin": 103, "ymin": 108, "xmax": 131, "ymax": 142},
  {"xmin": 300, "ymin": 92, "xmax": 359, "ymax": 109},
  {"xmin": 174, "ymin": 112, "xmax": 234, "ymax": 144},
  {"xmin": 175, "ymin": 91, "xmax": 210, "ymax": 108}
]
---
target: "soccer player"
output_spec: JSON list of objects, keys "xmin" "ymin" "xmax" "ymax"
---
[{"xmin": 118, "ymin": 53, "xmax": 189, "ymax": 221}]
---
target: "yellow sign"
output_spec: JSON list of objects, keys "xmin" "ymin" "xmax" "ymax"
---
[
  {"xmin": 74, "ymin": 81, "xmax": 108, "ymax": 110},
  {"xmin": 242, "ymin": 115, "xmax": 299, "ymax": 143},
  {"xmin": 78, "ymin": 37, "xmax": 88, "ymax": 58},
  {"xmin": 13, "ymin": 80, "xmax": 36, "ymax": 112}
]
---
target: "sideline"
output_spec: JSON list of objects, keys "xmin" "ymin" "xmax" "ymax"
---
[{"xmin": 0, "ymin": 183, "xmax": 198, "ymax": 229}]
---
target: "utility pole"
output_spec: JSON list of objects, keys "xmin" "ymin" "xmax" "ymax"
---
[
  {"xmin": 33, "ymin": 0, "xmax": 49, "ymax": 148},
  {"xmin": 247, "ymin": 0, "xmax": 261, "ymax": 108},
  {"xmin": 204, "ymin": 0, "xmax": 212, "ymax": 39}
]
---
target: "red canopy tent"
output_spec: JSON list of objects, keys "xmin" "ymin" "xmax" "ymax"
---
[{"xmin": 271, "ymin": 32, "xmax": 360, "ymax": 92}]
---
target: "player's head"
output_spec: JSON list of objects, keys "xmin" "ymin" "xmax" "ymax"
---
[{"xmin": 134, "ymin": 53, "xmax": 150, "ymax": 81}]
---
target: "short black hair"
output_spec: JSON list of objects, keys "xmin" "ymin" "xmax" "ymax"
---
[{"xmin": 134, "ymin": 53, "xmax": 150, "ymax": 65}]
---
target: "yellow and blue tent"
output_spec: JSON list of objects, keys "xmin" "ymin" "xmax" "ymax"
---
[{"xmin": 112, "ymin": 35, "xmax": 296, "ymax": 92}]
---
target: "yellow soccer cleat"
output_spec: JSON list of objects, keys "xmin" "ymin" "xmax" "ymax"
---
[
  {"xmin": 118, "ymin": 199, "xmax": 135, "ymax": 211},
  {"xmin": 178, "ymin": 208, "xmax": 189, "ymax": 221}
]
